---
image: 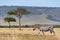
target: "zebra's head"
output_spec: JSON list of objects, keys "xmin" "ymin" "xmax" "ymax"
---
[
  {"xmin": 33, "ymin": 25, "xmax": 36, "ymax": 31},
  {"xmin": 33, "ymin": 24, "xmax": 41, "ymax": 31}
]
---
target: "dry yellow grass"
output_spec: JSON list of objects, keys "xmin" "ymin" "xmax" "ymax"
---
[
  {"xmin": 0, "ymin": 34, "xmax": 57, "ymax": 40},
  {"xmin": 0, "ymin": 28, "xmax": 59, "ymax": 40}
]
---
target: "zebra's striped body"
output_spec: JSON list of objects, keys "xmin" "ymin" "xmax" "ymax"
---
[{"xmin": 33, "ymin": 24, "xmax": 55, "ymax": 35}]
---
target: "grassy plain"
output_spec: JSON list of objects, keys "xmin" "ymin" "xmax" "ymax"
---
[{"xmin": 0, "ymin": 28, "xmax": 59, "ymax": 40}]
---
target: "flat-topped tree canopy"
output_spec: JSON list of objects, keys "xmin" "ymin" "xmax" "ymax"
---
[
  {"xmin": 7, "ymin": 8, "xmax": 30, "ymax": 15},
  {"xmin": 7, "ymin": 10, "xmax": 17, "ymax": 15},
  {"xmin": 16, "ymin": 8, "xmax": 30, "ymax": 15},
  {"xmin": 4, "ymin": 17, "xmax": 16, "ymax": 22}
]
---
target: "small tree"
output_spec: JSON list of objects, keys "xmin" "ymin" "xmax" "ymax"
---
[
  {"xmin": 4, "ymin": 17, "xmax": 16, "ymax": 28},
  {"xmin": 8, "ymin": 8, "xmax": 30, "ymax": 30}
]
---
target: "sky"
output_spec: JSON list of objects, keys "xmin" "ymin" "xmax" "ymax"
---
[
  {"xmin": 0, "ymin": 0, "xmax": 60, "ymax": 25},
  {"xmin": 0, "ymin": 0, "xmax": 60, "ymax": 7}
]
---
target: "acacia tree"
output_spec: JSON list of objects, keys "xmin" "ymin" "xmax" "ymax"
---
[
  {"xmin": 8, "ymin": 8, "xmax": 30, "ymax": 30},
  {"xmin": 4, "ymin": 17, "xmax": 16, "ymax": 28}
]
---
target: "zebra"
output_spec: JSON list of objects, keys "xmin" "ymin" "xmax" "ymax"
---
[{"xmin": 33, "ymin": 24, "xmax": 55, "ymax": 35}]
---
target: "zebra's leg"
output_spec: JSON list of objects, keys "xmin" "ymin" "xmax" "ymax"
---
[
  {"xmin": 52, "ymin": 30, "xmax": 55, "ymax": 36},
  {"xmin": 50, "ymin": 30, "xmax": 55, "ymax": 36},
  {"xmin": 50, "ymin": 30, "xmax": 52, "ymax": 34},
  {"xmin": 42, "ymin": 31, "xmax": 45, "ymax": 35}
]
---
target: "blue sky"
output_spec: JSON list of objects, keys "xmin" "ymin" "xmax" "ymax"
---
[{"xmin": 0, "ymin": 0, "xmax": 60, "ymax": 7}]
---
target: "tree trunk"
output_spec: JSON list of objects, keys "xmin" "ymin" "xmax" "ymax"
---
[
  {"xmin": 8, "ymin": 22, "xmax": 11, "ymax": 28},
  {"xmin": 19, "ymin": 13, "xmax": 22, "ymax": 30},
  {"xmin": 19, "ymin": 17, "xmax": 21, "ymax": 30}
]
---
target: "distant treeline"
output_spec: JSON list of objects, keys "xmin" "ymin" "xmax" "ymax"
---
[
  {"xmin": 53, "ymin": 25, "xmax": 60, "ymax": 28},
  {"xmin": 0, "ymin": 25, "xmax": 60, "ymax": 28},
  {"xmin": 0, "ymin": 25, "xmax": 33, "ymax": 28}
]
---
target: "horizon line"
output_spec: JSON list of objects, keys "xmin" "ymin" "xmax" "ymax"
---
[{"xmin": 0, "ymin": 5, "xmax": 60, "ymax": 8}]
